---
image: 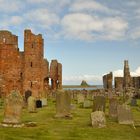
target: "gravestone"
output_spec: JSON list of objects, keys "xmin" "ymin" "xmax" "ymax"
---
[
  {"xmin": 92, "ymin": 96, "xmax": 106, "ymax": 112},
  {"xmin": 109, "ymin": 98, "xmax": 118, "ymax": 118},
  {"xmin": 117, "ymin": 104, "xmax": 134, "ymax": 125},
  {"xmin": 83, "ymin": 100, "xmax": 91, "ymax": 108},
  {"xmin": 91, "ymin": 111, "xmax": 106, "ymax": 128},
  {"xmin": 77, "ymin": 94, "xmax": 84, "ymax": 104},
  {"xmin": 27, "ymin": 96, "xmax": 36, "ymax": 113},
  {"xmin": 36, "ymin": 100, "xmax": 42, "ymax": 108},
  {"xmin": 2, "ymin": 90, "xmax": 23, "ymax": 127},
  {"xmin": 41, "ymin": 98, "xmax": 47, "ymax": 106},
  {"xmin": 55, "ymin": 89, "xmax": 72, "ymax": 118},
  {"xmin": 130, "ymin": 98, "xmax": 137, "ymax": 106}
]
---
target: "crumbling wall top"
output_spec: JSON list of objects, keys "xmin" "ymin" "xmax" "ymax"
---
[
  {"xmin": 0, "ymin": 30, "xmax": 18, "ymax": 45},
  {"xmin": 24, "ymin": 29, "xmax": 43, "ymax": 43}
]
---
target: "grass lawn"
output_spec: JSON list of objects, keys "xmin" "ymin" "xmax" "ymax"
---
[{"xmin": 0, "ymin": 99, "xmax": 140, "ymax": 140}]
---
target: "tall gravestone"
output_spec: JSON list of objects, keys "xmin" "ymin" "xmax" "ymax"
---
[
  {"xmin": 109, "ymin": 98, "xmax": 118, "ymax": 119},
  {"xmin": 55, "ymin": 89, "xmax": 72, "ymax": 118},
  {"xmin": 92, "ymin": 96, "xmax": 106, "ymax": 112},
  {"xmin": 27, "ymin": 96, "xmax": 36, "ymax": 113},
  {"xmin": 117, "ymin": 104, "xmax": 134, "ymax": 125},
  {"xmin": 2, "ymin": 90, "xmax": 23, "ymax": 127}
]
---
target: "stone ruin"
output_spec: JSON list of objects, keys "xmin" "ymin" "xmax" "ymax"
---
[
  {"xmin": 103, "ymin": 72, "xmax": 113, "ymax": 92},
  {"xmin": 103, "ymin": 60, "xmax": 140, "ymax": 95},
  {"xmin": 0, "ymin": 29, "xmax": 62, "ymax": 98}
]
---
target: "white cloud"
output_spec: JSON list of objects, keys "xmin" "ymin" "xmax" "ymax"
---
[
  {"xmin": 24, "ymin": 8, "xmax": 60, "ymax": 29},
  {"xmin": 0, "ymin": 0, "xmax": 22, "ymax": 13},
  {"xmin": 61, "ymin": 13, "xmax": 128, "ymax": 41},
  {"xmin": 130, "ymin": 27, "xmax": 140, "ymax": 39},
  {"xmin": 113, "ymin": 66, "xmax": 140, "ymax": 77},
  {"xmin": 69, "ymin": 0, "xmax": 120, "ymax": 15}
]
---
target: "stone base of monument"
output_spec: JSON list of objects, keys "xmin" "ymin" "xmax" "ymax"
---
[{"xmin": 1, "ymin": 122, "xmax": 24, "ymax": 128}]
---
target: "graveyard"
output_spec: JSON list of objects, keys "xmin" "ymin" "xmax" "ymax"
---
[{"xmin": 0, "ymin": 94, "xmax": 140, "ymax": 140}]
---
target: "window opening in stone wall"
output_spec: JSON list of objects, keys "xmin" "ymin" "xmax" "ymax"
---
[
  {"xmin": 30, "ymin": 81, "xmax": 32, "ymax": 88},
  {"xmin": 20, "ymin": 73, "xmax": 23, "ymax": 79},
  {"xmin": 31, "ymin": 62, "xmax": 32, "ymax": 67}
]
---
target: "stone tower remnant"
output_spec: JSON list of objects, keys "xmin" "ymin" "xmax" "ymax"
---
[{"xmin": 0, "ymin": 29, "xmax": 62, "ymax": 97}]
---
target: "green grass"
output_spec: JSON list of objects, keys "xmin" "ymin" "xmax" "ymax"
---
[{"xmin": 0, "ymin": 99, "xmax": 140, "ymax": 140}]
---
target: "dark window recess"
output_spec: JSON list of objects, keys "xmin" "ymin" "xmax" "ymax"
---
[
  {"xmin": 32, "ymin": 44, "xmax": 33, "ymax": 48},
  {"xmin": 31, "ymin": 62, "xmax": 33, "ymax": 67},
  {"xmin": 20, "ymin": 73, "xmax": 23, "ymax": 79},
  {"xmin": 30, "ymin": 81, "xmax": 32, "ymax": 88}
]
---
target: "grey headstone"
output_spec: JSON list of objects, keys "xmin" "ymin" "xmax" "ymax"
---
[
  {"xmin": 41, "ymin": 98, "xmax": 47, "ymax": 106},
  {"xmin": 83, "ymin": 100, "xmax": 91, "ymax": 108},
  {"xmin": 117, "ymin": 104, "xmax": 134, "ymax": 124},
  {"xmin": 93, "ymin": 96, "xmax": 106, "ymax": 112},
  {"xmin": 77, "ymin": 94, "xmax": 84, "ymax": 104},
  {"xmin": 3, "ymin": 90, "xmax": 23, "ymax": 125},
  {"xmin": 27, "ymin": 96, "xmax": 36, "ymax": 113},
  {"xmin": 130, "ymin": 98, "xmax": 137, "ymax": 106},
  {"xmin": 109, "ymin": 98, "xmax": 118, "ymax": 118},
  {"xmin": 91, "ymin": 111, "xmax": 106, "ymax": 128},
  {"xmin": 55, "ymin": 90, "xmax": 72, "ymax": 118}
]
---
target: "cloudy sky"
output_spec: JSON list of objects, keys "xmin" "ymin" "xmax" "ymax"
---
[{"xmin": 1, "ymin": 0, "xmax": 140, "ymax": 85}]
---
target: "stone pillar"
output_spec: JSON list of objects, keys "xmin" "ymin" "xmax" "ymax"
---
[{"xmin": 123, "ymin": 60, "xmax": 131, "ymax": 89}]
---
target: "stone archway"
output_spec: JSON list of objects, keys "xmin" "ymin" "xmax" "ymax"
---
[{"xmin": 25, "ymin": 90, "xmax": 32, "ymax": 102}]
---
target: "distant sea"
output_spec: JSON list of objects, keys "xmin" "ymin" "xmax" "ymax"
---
[{"xmin": 63, "ymin": 85, "xmax": 103, "ymax": 90}]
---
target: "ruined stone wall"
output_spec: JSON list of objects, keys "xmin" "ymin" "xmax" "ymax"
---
[
  {"xmin": 50, "ymin": 60, "xmax": 62, "ymax": 90},
  {"xmin": 23, "ymin": 30, "xmax": 44, "ymax": 97},
  {"xmin": 103, "ymin": 72, "xmax": 112, "ymax": 91},
  {"xmin": 0, "ymin": 29, "xmax": 62, "ymax": 97},
  {"xmin": 114, "ymin": 77, "xmax": 123, "ymax": 92},
  {"xmin": 131, "ymin": 77, "xmax": 140, "ymax": 89},
  {"xmin": 0, "ymin": 31, "xmax": 23, "ymax": 96}
]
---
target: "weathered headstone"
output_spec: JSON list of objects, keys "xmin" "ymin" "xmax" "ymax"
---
[
  {"xmin": 117, "ymin": 104, "xmax": 134, "ymax": 125},
  {"xmin": 55, "ymin": 89, "xmax": 72, "ymax": 118},
  {"xmin": 2, "ymin": 90, "xmax": 23, "ymax": 127},
  {"xmin": 77, "ymin": 94, "xmax": 84, "ymax": 104},
  {"xmin": 91, "ymin": 111, "xmax": 106, "ymax": 128},
  {"xmin": 92, "ymin": 96, "xmax": 106, "ymax": 112},
  {"xmin": 27, "ymin": 96, "xmax": 36, "ymax": 113},
  {"xmin": 41, "ymin": 98, "xmax": 47, "ymax": 106},
  {"xmin": 109, "ymin": 98, "xmax": 118, "ymax": 119},
  {"xmin": 83, "ymin": 100, "xmax": 91, "ymax": 108},
  {"xmin": 130, "ymin": 98, "xmax": 137, "ymax": 106},
  {"xmin": 25, "ymin": 90, "xmax": 32, "ymax": 102}
]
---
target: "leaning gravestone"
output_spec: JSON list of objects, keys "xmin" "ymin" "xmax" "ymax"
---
[
  {"xmin": 92, "ymin": 96, "xmax": 106, "ymax": 112},
  {"xmin": 27, "ymin": 96, "xmax": 36, "ymax": 113},
  {"xmin": 2, "ymin": 90, "xmax": 23, "ymax": 127},
  {"xmin": 117, "ymin": 104, "xmax": 134, "ymax": 125},
  {"xmin": 55, "ymin": 89, "xmax": 72, "ymax": 118},
  {"xmin": 91, "ymin": 111, "xmax": 106, "ymax": 128},
  {"xmin": 109, "ymin": 98, "xmax": 118, "ymax": 119}
]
